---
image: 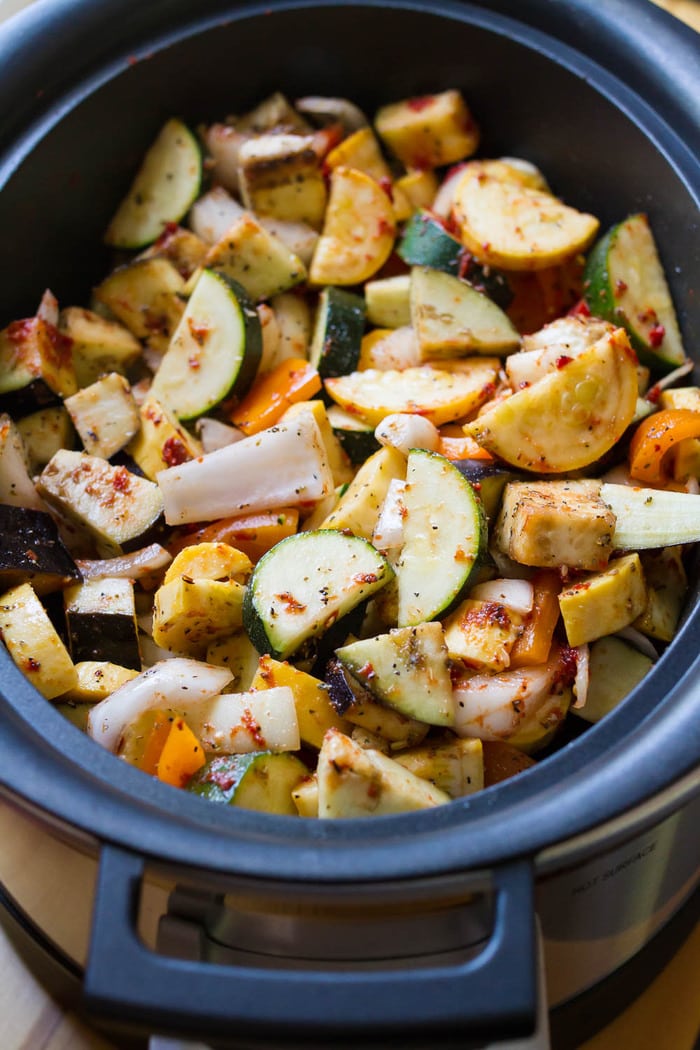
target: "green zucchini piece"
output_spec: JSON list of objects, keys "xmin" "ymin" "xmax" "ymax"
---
[
  {"xmin": 243, "ymin": 529, "xmax": 392, "ymax": 660},
  {"xmin": 410, "ymin": 266, "xmax": 520, "ymax": 360},
  {"xmin": 60, "ymin": 307, "xmax": 142, "ymax": 389},
  {"xmin": 309, "ymin": 286, "xmax": 366, "ymax": 379},
  {"xmin": 574, "ymin": 636, "xmax": 653, "ymax": 724},
  {"xmin": 397, "ymin": 449, "xmax": 486, "ymax": 627},
  {"xmin": 365, "ymin": 275, "xmax": 411, "ymax": 328},
  {"xmin": 64, "ymin": 577, "xmax": 141, "ymax": 670},
  {"xmin": 37, "ymin": 449, "xmax": 164, "ymax": 557},
  {"xmin": 64, "ymin": 372, "xmax": 140, "ymax": 459},
  {"xmin": 398, "ymin": 211, "xmax": 512, "ymax": 309},
  {"xmin": 394, "ymin": 736, "xmax": 484, "ymax": 797},
  {"xmin": 317, "ymin": 729, "xmax": 449, "ymax": 817},
  {"xmin": 453, "ymin": 459, "xmax": 518, "ymax": 521},
  {"xmin": 583, "ymin": 213, "xmax": 686, "ymax": 372},
  {"xmin": 327, "ymin": 405, "xmax": 380, "ymax": 464},
  {"xmin": 398, "ymin": 210, "xmax": 466, "ymax": 273},
  {"xmin": 602, "ymin": 483, "xmax": 700, "ymax": 549},
  {"xmin": 336, "ymin": 621, "xmax": 454, "ymax": 727},
  {"xmin": 94, "ymin": 256, "xmax": 186, "ymax": 349},
  {"xmin": 0, "ymin": 504, "xmax": 81, "ymax": 595},
  {"xmin": 16, "ymin": 406, "xmax": 75, "ymax": 473},
  {"xmin": 150, "ymin": 269, "xmax": 262, "ymax": 421},
  {"xmin": 187, "ymin": 752, "xmax": 308, "ymax": 814},
  {"xmin": 0, "ymin": 315, "xmax": 77, "ymax": 417},
  {"xmin": 105, "ymin": 118, "xmax": 202, "ymax": 250}
]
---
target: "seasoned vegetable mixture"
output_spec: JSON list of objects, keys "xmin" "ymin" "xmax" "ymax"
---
[{"xmin": 1, "ymin": 88, "xmax": 698, "ymax": 817}]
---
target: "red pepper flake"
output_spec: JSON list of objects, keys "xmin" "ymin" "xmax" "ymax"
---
[
  {"xmin": 567, "ymin": 299, "xmax": 591, "ymax": 318},
  {"xmin": 275, "ymin": 592, "xmax": 307, "ymax": 613},
  {"xmin": 241, "ymin": 707, "xmax": 266, "ymax": 748},
  {"xmin": 112, "ymin": 468, "xmax": 131, "ymax": 493},
  {"xmin": 377, "ymin": 175, "xmax": 394, "ymax": 202},
  {"xmin": 187, "ymin": 318, "xmax": 210, "ymax": 346},
  {"xmin": 162, "ymin": 436, "xmax": 190, "ymax": 467},
  {"xmin": 645, "ymin": 384, "xmax": 661, "ymax": 404},
  {"xmin": 556, "ymin": 355, "xmax": 573, "ymax": 369},
  {"xmin": 377, "ymin": 217, "xmax": 394, "ymax": 237},
  {"xmin": 24, "ymin": 657, "xmax": 41, "ymax": 673},
  {"xmin": 357, "ymin": 661, "xmax": 375, "ymax": 680},
  {"xmin": 6, "ymin": 318, "xmax": 35, "ymax": 345},
  {"xmin": 553, "ymin": 646, "xmax": 578, "ymax": 688},
  {"xmin": 614, "ymin": 279, "xmax": 628, "ymax": 297},
  {"xmin": 407, "ymin": 95, "xmax": 434, "ymax": 112},
  {"xmin": 352, "ymin": 572, "xmax": 379, "ymax": 585},
  {"xmin": 187, "ymin": 355, "xmax": 201, "ymax": 370},
  {"xmin": 649, "ymin": 323, "xmax": 666, "ymax": 348}
]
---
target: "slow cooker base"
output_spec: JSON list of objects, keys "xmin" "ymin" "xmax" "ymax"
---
[{"xmin": 2, "ymin": 881, "xmax": 698, "ymax": 1050}]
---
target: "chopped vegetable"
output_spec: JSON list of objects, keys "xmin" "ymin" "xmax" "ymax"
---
[{"xmin": 0, "ymin": 85, "xmax": 696, "ymax": 821}]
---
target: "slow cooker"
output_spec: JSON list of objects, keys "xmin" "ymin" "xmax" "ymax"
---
[{"xmin": 0, "ymin": 1, "xmax": 698, "ymax": 1047}]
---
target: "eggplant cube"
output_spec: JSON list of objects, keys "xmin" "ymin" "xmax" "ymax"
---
[
  {"xmin": 64, "ymin": 577, "xmax": 141, "ymax": 670},
  {"xmin": 0, "ymin": 503, "xmax": 81, "ymax": 595},
  {"xmin": 64, "ymin": 372, "xmax": 140, "ymax": 459}
]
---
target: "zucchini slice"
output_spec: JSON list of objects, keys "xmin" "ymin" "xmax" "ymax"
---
[
  {"xmin": 397, "ymin": 449, "xmax": 486, "ymax": 626},
  {"xmin": 336, "ymin": 621, "xmax": 454, "ymax": 726},
  {"xmin": 204, "ymin": 212, "xmax": 307, "ymax": 303},
  {"xmin": 104, "ymin": 118, "xmax": 202, "ymax": 249},
  {"xmin": 325, "ymin": 361, "xmax": 500, "ymax": 427},
  {"xmin": 398, "ymin": 211, "xmax": 466, "ymax": 274},
  {"xmin": 64, "ymin": 372, "xmax": 140, "ymax": 459},
  {"xmin": 309, "ymin": 166, "xmax": 396, "ymax": 286},
  {"xmin": 187, "ymin": 752, "xmax": 309, "ymax": 814},
  {"xmin": 242, "ymin": 530, "xmax": 392, "ymax": 659},
  {"xmin": 0, "ymin": 315, "xmax": 77, "ymax": 417},
  {"xmin": 574, "ymin": 636, "xmax": 653, "ymax": 724},
  {"xmin": 327, "ymin": 405, "xmax": 380, "ymax": 464},
  {"xmin": 465, "ymin": 328, "xmax": 638, "ymax": 472},
  {"xmin": 94, "ymin": 256, "xmax": 186, "ymax": 350},
  {"xmin": 309, "ymin": 286, "xmax": 366, "ymax": 379},
  {"xmin": 394, "ymin": 737, "xmax": 484, "ymax": 797},
  {"xmin": 37, "ymin": 450, "xmax": 164, "ymax": 557},
  {"xmin": 602, "ymin": 483, "xmax": 700, "ymax": 549},
  {"xmin": 59, "ymin": 307, "xmax": 140, "ymax": 389},
  {"xmin": 410, "ymin": 266, "xmax": 519, "ymax": 359},
  {"xmin": 150, "ymin": 269, "xmax": 262, "ymax": 420},
  {"xmin": 317, "ymin": 729, "xmax": 450, "ymax": 818},
  {"xmin": 583, "ymin": 213, "xmax": 686, "ymax": 372},
  {"xmin": 17, "ymin": 406, "xmax": 75, "ymax": 473},
  {"xmin": 453, "ymin": 172, "xmax": 599, "ymax": 271},
  {"xmin": 365, "ymin": 275, "xmax": 411, "ymax": 329}
]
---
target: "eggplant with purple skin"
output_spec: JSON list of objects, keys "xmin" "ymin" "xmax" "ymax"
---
[
  {"xmin": 63, "ymin": 577, "xmax": 141, "ymax": 670},
  {"xmin": 0, "ymin": 503, "xmax": 81, "ymax": 595}
]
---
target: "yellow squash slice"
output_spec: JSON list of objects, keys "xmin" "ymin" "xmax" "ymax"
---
[
  {"xmin": 309, "ymin": 166, "xmax": 396, "ymax": 285},
  {"xmin": 464, "ymin": 328, "xmax": 638, "ymax": 472},
  {"xmin": 325, "ymin": 360, "xmax": 499, "ymax": 427},
  {"xmin": 453, "ymin": 171, "xmax": 599, "ymax": 271}
]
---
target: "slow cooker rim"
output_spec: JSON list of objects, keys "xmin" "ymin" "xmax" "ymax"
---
[{"xmin": 0, "ymin": 0, "xmax": 699, "ymax": 884}]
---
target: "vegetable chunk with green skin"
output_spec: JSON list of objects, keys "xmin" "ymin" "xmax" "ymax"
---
[
  {"xmin": 583, "ymin": 213, "xmax": 686, "ymax": 372},
  {"xmin": 336, "ymin": 621, "xmax": 455, "ymax": 727},
  {"xmin": 150, "ymin": 269, "xmax": 262, "ymax": 421},
  {"xmin": 187, "ymin": 752, "xmax": 309, "ymax": 814},
  {"xmin": 574, "ymin": 636, "xmax": 653, "ymax": 724},
  {"xmin": 243, "ymin": 530, "xmax": 393, "ymax": 659},
  {"xmin": 317, "ymin": 729, "xmax": 450, "ymax": 818},
  {"xmin": 104, "ymin": 118, "xmax": 202, "ymax": 249},
  {"xmin": 397, "ymin": 449, "xmax": 486, "ymax": 627}
]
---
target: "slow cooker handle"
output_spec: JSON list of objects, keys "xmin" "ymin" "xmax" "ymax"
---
[{"xmin": 84, "ymin": 844, "xmax": 537, "ymax": 1047}]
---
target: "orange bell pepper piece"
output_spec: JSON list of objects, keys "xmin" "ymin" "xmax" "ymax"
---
[
  {"xmin": 157, "ymin": 717, "xmax": 206, "ymax": 788},
  {"xmin": 130, "ymin": 710, "xmax": 173, "ymax": 776},
  {"xmin": 168, "ymin": 509, "xmax": 299, "ymax": 563},
  {"xmin": 629, "ymin": 409, "xmax": 700, "ymax": 484},
  {"xmin": 229, "ymin": 358, "xmax": 322, "ymax": 435},
  {"xmin": 509, "ymin": 570, "xmax": 561, "ymax": 668},
  {"xmin": 438, "ymin": 435, "xmax": 493, "ymax": 462}
]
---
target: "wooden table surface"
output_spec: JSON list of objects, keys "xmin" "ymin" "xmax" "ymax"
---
[{"xmin": 1, "ymin": 0, "xmax": 699, "ymax": 1047}]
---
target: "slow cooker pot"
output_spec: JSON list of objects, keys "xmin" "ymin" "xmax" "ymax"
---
[{"xmin": 0, "ymin": 1, "xmax": 699, "ymax": 1047}]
